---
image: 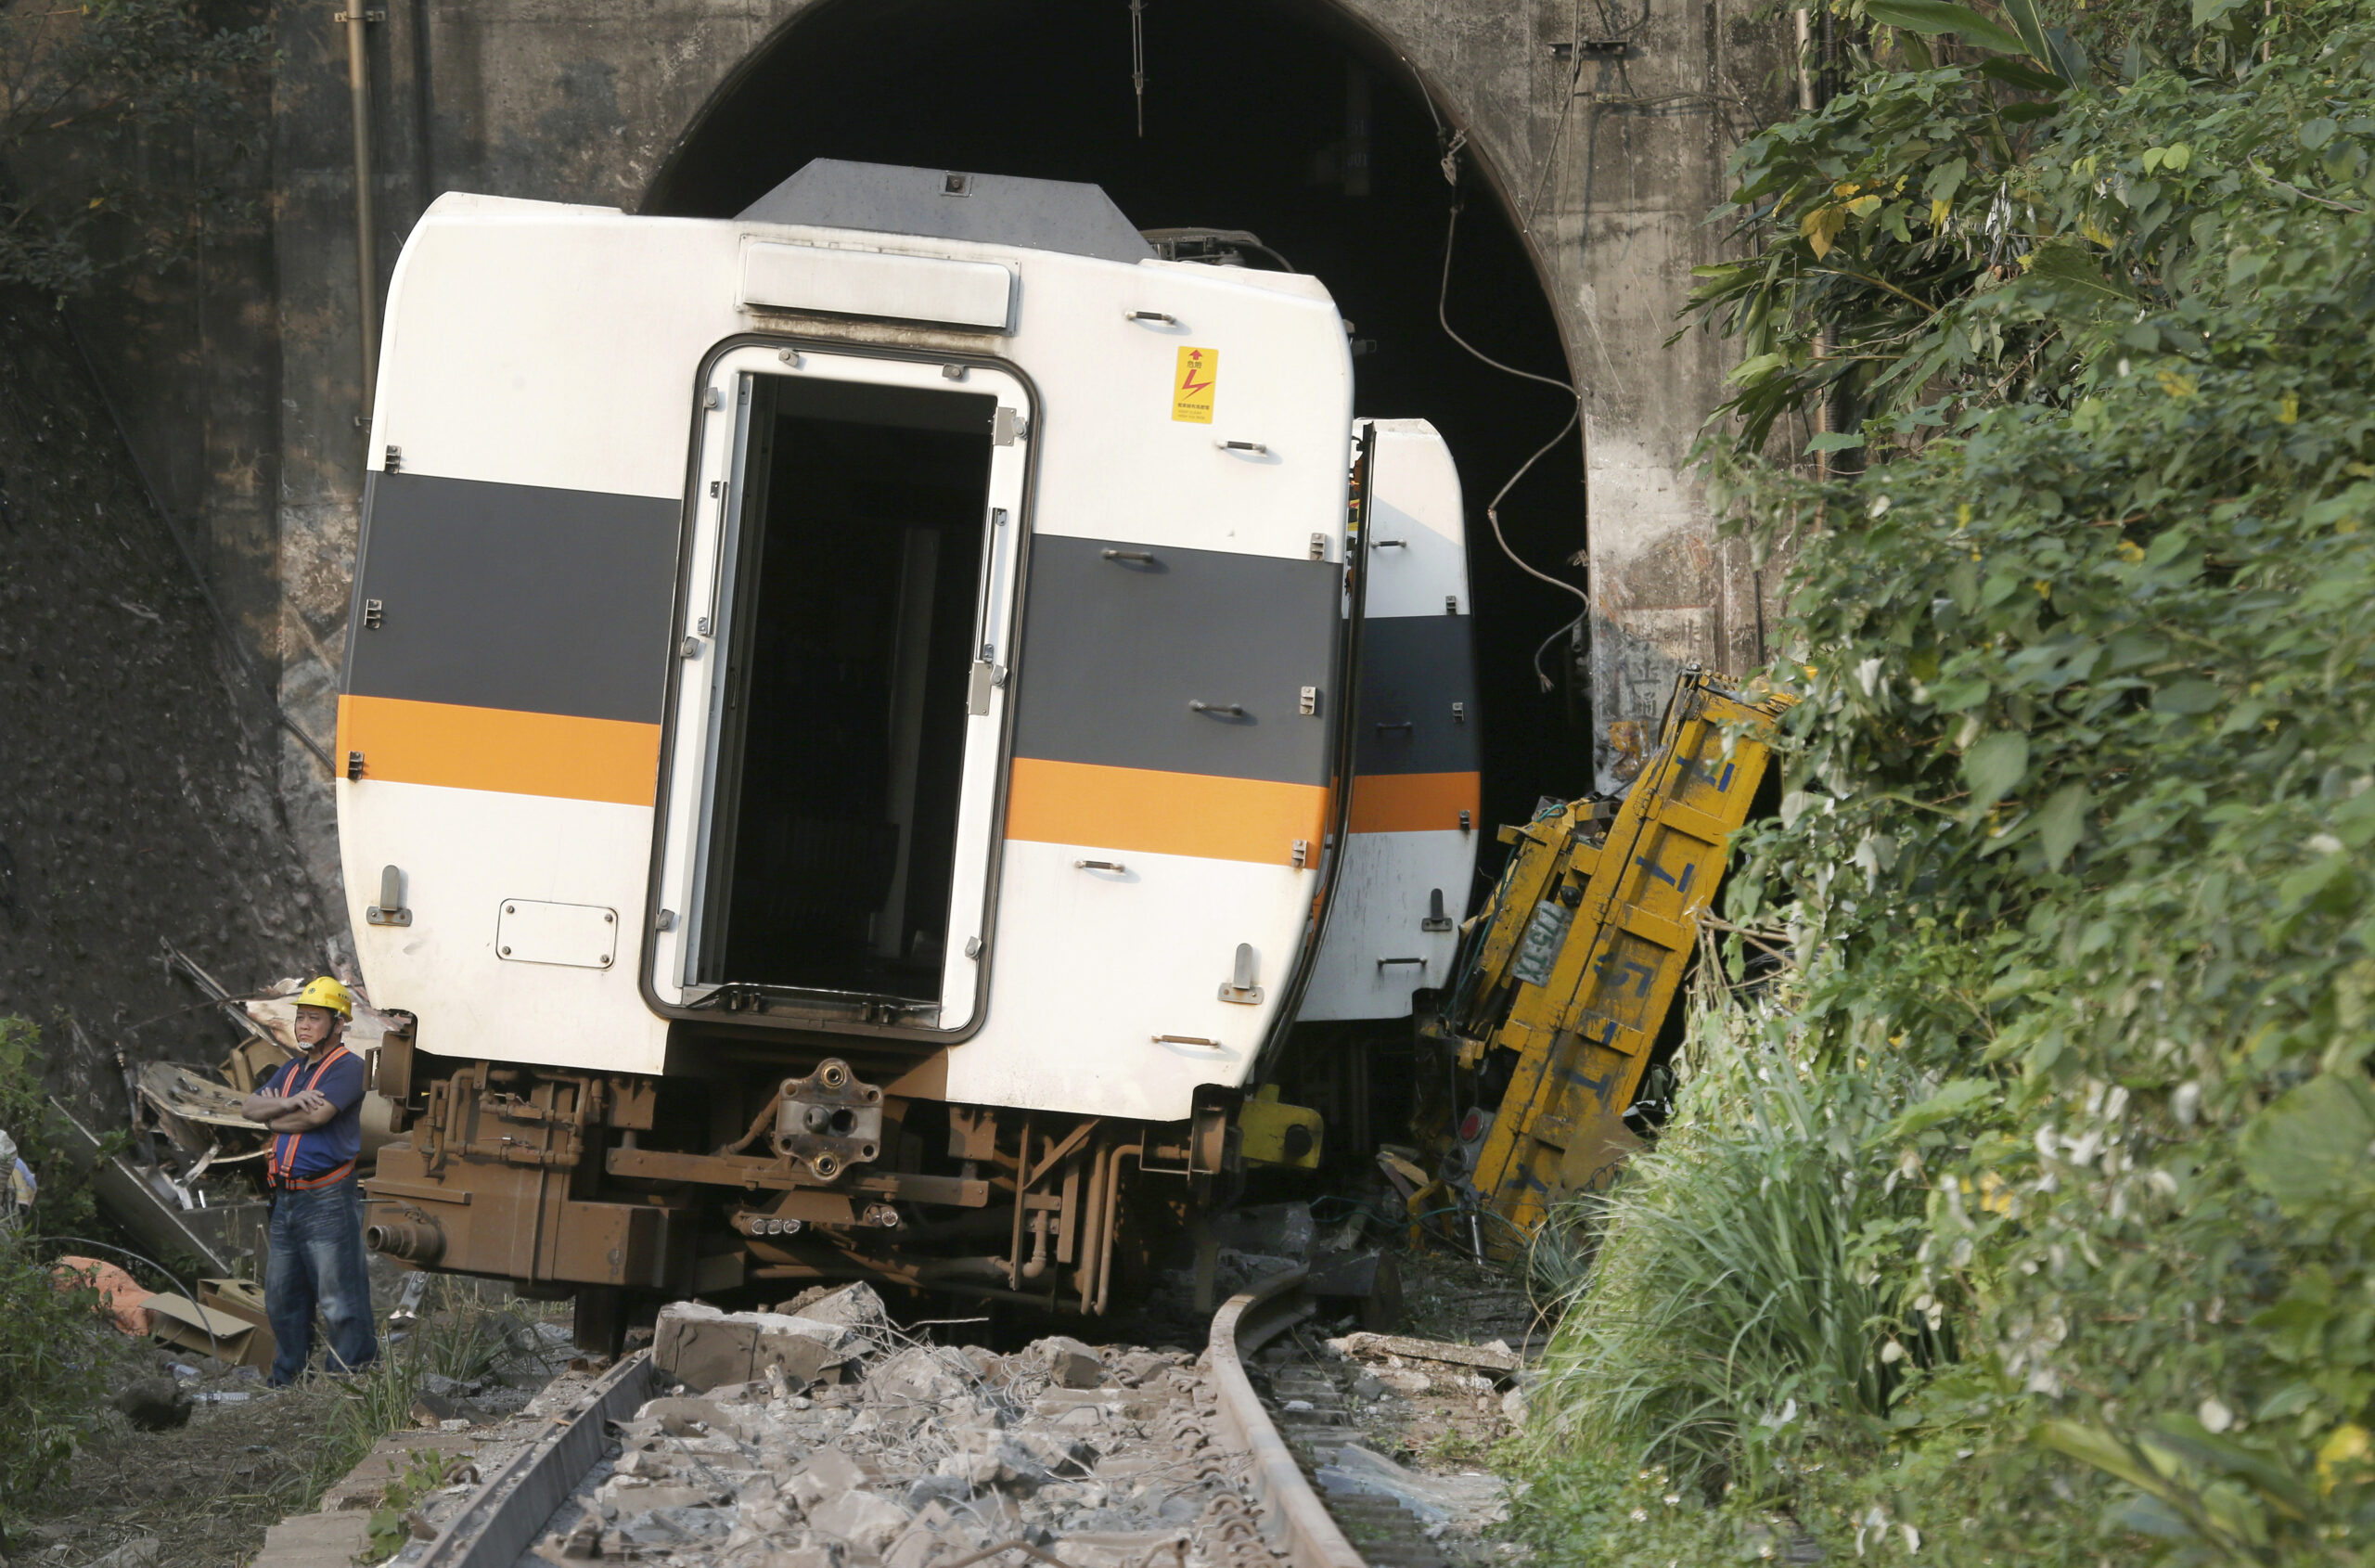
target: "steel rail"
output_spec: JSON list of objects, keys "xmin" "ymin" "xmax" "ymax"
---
[
  {"xmin": 1205, "ymin": 1267, "xmax": 1368, "ymax": 1568},
  {"xmin": 415, "ymin": 1349, "xmax": 659, "ymax": 1568}
]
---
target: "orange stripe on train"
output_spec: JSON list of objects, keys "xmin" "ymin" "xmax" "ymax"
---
[
  {"xmin": 335, "ymin": 695, "xmax": 661, "ymax": 806},
  {"xmin": 1006, "ymin": 758, "xmax": 1329, "ymax": 866},
  {"xmin": 1345, "ymin": 770, "xmax": 1481, "ymax": 835}
]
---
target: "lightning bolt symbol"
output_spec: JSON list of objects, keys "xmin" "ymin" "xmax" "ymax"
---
[{"xmin": 1180, "ymin": 369, "xmax": 1213, "ymax": 397}]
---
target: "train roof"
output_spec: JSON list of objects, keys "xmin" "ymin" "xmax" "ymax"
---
[{"xmin": 736, "ymin": 159, "xmax": 1156, "ymax": 265}]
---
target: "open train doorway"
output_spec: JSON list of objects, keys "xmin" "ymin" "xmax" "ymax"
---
[
  {"xmin": 691, "ymin": 376, "xmax": 998, "ymax": 1007},
  {"xmin": 645, "ymin": 0, "xmax": 1589, "ymax": 857},
  {"xmin": 658, "ymin": 344, "xmax": 1035, "ymax": 1034}
]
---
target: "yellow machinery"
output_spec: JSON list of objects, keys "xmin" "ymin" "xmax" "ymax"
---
[{"xmin": 1429, "ymin": 667, "xmax": 1790, "ymax": 1255}]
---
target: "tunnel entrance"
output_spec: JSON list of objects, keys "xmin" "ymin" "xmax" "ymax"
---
[{"xmin": 647, "ymin": 0, "xmax": 1589, "ymax": 894}]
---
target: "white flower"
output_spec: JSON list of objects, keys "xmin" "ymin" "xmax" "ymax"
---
[
  {"xmin": 2199, "ymin": 1396, "xmax": 2233, "ymax": 1433},
  {"xmin": 1630, "ymin": 1508, "xmax": 1650, "ymax": 1523},
  {"xmin": 1869, "ymin": 495, "xmax": 1893, "ymax": 518},
  {"xmin": 1881, "ymin": 1340, "xmax": 1906, "ymax": 1365},
  {"xmin": 2308, "ymin": 833, "xmax": 2344, "ymax": 855}
]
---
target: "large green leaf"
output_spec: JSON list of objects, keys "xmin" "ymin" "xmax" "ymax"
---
[
  {"xmin": 2239, "ymin": 1073, "xmax": 2375, "ymax": 1215},
  {"xmin": 2035, "ymin": 1420, "xmax": 2170, "ymax": 1497},
  {"xmin": 1888, "ymin": 1077, "xmax": 1999, "ymax": 1137},
  {"xmin": 2000, "ymin": 0, "xmax": 2052, "ymax": 62},
  {"xmin": 2035, "ymin": 783, "xmax": 2089, "ymax": 870},
  {"xmin": 2044, "ymin": 25, "xmax": 2090, "ymax": 85},
  {"xmin": 1864, "ymin": 0, "xmax": 2029, "ymax": 56},
  {"xmin": 1979, "ymin": 56, "xmax": 2068, "ymax": 92},
  {"xmin": 2025, "ymin": 241, "xmax": 2129, "ymax": 290},
  {"xmin": 1961, "ymin": 730, "xmax": 2030, "ymax": 813}
]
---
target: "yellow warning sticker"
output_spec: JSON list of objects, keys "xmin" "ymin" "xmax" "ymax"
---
[{"xmin": 1172, "ymin": 346, "xmax": 1218, "ymax": 423}]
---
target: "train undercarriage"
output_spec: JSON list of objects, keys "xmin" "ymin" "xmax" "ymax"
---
[{"xmin": 358, "ymin": 1035, "xmax": 1312, "ymax": 1328}]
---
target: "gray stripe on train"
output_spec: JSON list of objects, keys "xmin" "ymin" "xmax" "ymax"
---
[
  {"xmin": 1350, "ymin": 611, "xmax": 1483, "ymax": 778},
  {"xmin": 1009, "ymin": 534, "xmax": 1342, "ymax": 787},
  {"xmin": 344, "ymin": 471, "xmax": 681, "ymax": 725}
]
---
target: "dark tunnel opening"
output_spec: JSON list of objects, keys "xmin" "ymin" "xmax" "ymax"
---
[{"xmin": 646, "ymin": 0, "xmax": 1592, "ymax": 906}]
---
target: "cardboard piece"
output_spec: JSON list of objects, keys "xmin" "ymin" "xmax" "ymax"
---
[{"xmin": 143, "ymin": 1290, "xmax": 275, "ymax": 1369}]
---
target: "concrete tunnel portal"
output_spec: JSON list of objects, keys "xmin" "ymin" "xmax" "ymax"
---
[{"xmin": 642, "ymin": 0, "xmax": 1593, "ymax": 881}]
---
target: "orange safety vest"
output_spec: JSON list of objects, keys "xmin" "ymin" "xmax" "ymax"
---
[{"xmin": 266, "ymin": 1045, "xmax": 358, "ymax": 1191}]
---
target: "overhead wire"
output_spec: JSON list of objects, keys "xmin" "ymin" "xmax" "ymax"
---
[{"xmin": 1435, "ymin": 194, "xmax": 1589, "ymax": 693}]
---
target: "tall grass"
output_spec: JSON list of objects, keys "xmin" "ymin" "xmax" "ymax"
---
[
  {"xmin": 1522, "ymin": 998, "xmax": 1938, "ymax": 1498},
  {"xmin": 300, "ymin": 1278, "xmax": 523, "ymax": 1502}
]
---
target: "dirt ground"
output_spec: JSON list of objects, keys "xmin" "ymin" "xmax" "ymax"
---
[
  {"xmin": 5, "ymin": 1342, "xmax": 339, "ymax": 1568},
  {"xmin": 3, "ymin": 1269, "xmax": 567, "ymax": 1568}
]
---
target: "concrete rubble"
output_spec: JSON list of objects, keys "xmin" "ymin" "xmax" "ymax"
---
[
  {"xmin": 521, "ymin": 1284, "xmax": 1259, "ymax": 1566},
  {"xmin": 1320, "ymin": 1331, "xmax": 1519, "ymax": 1400}
]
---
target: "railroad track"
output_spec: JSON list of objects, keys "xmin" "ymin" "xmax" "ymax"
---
[
  {"xmin": 1213, "ymin": 1272, "xmax": 1458, "ymax": 1568},
  {"xmin": 396, "ymin": 1271, "xmax": 1473, "ymax": 1568}
]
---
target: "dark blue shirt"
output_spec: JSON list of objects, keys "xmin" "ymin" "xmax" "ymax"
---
[{"xmin": 263, "ymin": 1046, "xmax": 367, "ymax": 1186}]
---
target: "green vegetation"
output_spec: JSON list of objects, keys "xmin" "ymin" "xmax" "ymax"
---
[
  {"xmin": 1519, "ymin": 0, "xmax": 2375, "ymax": 1562},
  {"xmin": 0, "ymin": 0, "xmax": 269, "ymax": 295},
  {"xmin": 363, "ymin": 1446, "xmax": 462, "ymax": 1562},
  {"xmin": 0, "ymin": 1019, "xmax": 115, "ymax": 1549},
  {"xmin": 308, "ymin": 1280, "xmax": 517, "ymax": 1497}
]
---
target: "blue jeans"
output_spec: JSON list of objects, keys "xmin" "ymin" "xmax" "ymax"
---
[{"xmin": 265, "ymin": 1174, "xmax": 378, "ymax": 1384}]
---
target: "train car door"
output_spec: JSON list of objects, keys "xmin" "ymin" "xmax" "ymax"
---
[{"xmin": 648, "ymin": 346, "xmax": 1032, "ymax": 1035}]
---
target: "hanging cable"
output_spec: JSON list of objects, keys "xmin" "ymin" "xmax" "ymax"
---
[
  {"xmin": 1437, "ymin": 196, "xmax": 1590, "ymax": 691},
  {"xmin": 1533, "ymin": 608, "xmax": 1587, "ymax": 688}
]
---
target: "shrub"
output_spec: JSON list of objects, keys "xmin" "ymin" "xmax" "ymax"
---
[
  {"xmin": 1526, "ymin": 993, "xmax": 1938, "ymax": 1497},
  {"xmin": 1522, "ymin": 0, "xmax": 2375, "ymax": 1560},
  {"xmin": 0, "ymin": 1018, "xmax": 111, "ymax": 1551},
  {"xmin": 0, "ymin": 0, "xmax": 271, "ymax": 295}
]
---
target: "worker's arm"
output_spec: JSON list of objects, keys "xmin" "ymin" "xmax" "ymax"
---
[
  {"xmin": 240, "ymin": 1073, "xmax": 293, "ymax": 1125},
  {"xmin": 263, "ymin": 1092, "xmax": 339, "ymax": 1132},
  {"xmin": 241, "ymin": 1086, "xmax": 335, "ymax": 1128}
]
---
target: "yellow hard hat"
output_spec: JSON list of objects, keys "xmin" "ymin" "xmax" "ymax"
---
[{"xmin": 292, "ymin": 976, "xmax": 353, "ymax": 1019}]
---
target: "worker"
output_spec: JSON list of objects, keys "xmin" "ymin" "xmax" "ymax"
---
[{"xmin": 240, "ymin": 976, "xmax": 379, "ymax": 1384}]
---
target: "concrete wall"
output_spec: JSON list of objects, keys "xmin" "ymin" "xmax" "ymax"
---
[{"xmin": 235, "ymin": 0, "xmax": 1788, "ymax": 906}]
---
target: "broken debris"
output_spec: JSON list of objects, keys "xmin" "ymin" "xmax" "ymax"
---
[
  {"xmin": 507, "ymin": 1292, "xmax": 1246, "ymax": 1568},
  {"xmin": 1324, "ymin": 1331, "xmax": 1520, "ymax": 1378}
]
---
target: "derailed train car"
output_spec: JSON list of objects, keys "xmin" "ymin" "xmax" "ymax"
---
[{"xmin": 340, "ymin": 161, "xmax": 1478, "ymax": 1318}]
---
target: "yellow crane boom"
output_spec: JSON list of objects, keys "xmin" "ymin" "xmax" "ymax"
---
[{"xmin": 1431, "ymin": 667, "xmax": 1791, "ymax": 1255}]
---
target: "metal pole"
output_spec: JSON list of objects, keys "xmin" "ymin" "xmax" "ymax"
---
[
  {"xmin": 1794, "ymin": 9, "xmax": 1816, "ymax": 111},
  {"xmin": 342, "ymin": 3, "xmax": 380, "ymax": 422}
]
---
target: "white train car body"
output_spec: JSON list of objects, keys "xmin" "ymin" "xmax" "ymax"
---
[{"xmin": 338, "ymin": 162, "xmax": 1476, "ymax": 1305}]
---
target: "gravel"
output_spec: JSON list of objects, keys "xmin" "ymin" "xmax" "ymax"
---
[{"xmin": 517, "ymin": 1287, "xmax": 1263, "ymax": 1567}]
